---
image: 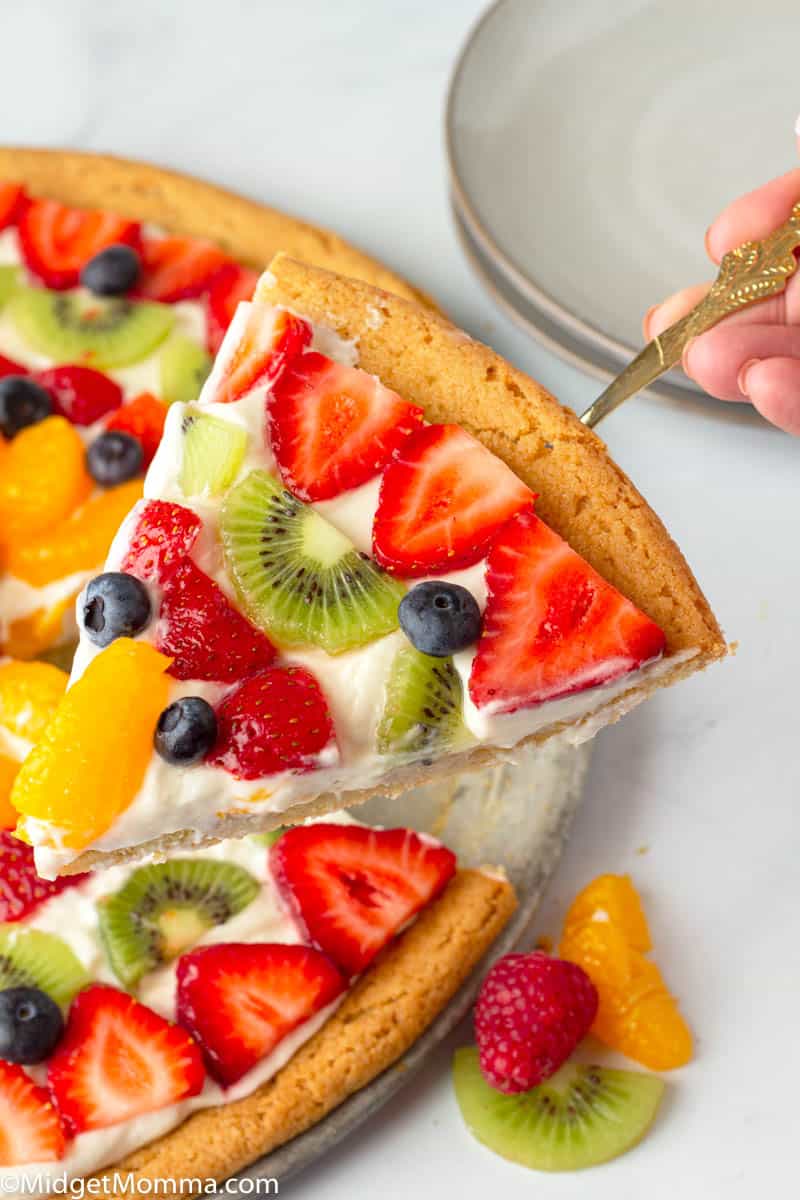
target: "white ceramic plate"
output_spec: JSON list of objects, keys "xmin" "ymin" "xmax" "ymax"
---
[{"xmin": 447, "ymin": 0, "xmax": 799, "ymax": 398}]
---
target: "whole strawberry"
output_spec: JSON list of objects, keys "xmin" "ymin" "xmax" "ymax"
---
[{"xmin": 474, "ymin": 951, "xmax": 598, "ymax": 1094}]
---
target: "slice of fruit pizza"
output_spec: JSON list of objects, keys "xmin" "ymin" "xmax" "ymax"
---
[
  {"xmin": 0, "ymin": 155, "xmax": 427, "ymax": 664},
  {"xmin": 11, "ymin": 254, "xmax": 726, "ymax": 877},
  {"xmin": 0, "ymin": 817, "xmax": 515, "ymax": 1188}
]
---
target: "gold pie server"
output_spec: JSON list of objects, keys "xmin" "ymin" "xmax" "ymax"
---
[{"xmin": 580, "ymin": 201, "xmax": 800, "ymax": 428}]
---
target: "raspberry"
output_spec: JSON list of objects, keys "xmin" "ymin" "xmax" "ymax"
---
[{"xmin": 474, "ymin": 951, "xmax": 598, "ymax": 1094}]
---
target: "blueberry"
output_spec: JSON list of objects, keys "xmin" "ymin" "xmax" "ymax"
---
[
  {"xmin": 155, "ymin": 697, "xmax": 218, "ymax": 765},
  {"xmin": 86, "ymin": 431, "xmax": 143, "ymax": 486},
  {"xmin": 0, "ymin": 376, "xmax": 53, "ymax": 438},
  {"xmin": 81, "ymin": 572, "xmax": 151, "ymax": 647},
  {"xmin": 0, "ymin": 987, "xmax": 63, "ymax": 1064},
  {"xmin": 80, "ymin": 243, "xmax": 141, "ymax": 296},
  {"xmin": 398, "ymin": 581, "xmax": 482, "ymax": 656}
]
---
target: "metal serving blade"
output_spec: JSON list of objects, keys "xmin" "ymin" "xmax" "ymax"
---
[{"xmin": 580, "ymin": 200, "xmax": 800, "ymax": 428}]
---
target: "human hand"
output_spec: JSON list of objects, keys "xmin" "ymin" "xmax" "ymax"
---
[{"xmin": 643, "ymin": 127, "xmax": 800, "ymax": 434}]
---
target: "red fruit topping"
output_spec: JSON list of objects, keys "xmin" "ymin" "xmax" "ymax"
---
[
  {"xmin": 207, "ymin": 667, "xmax": 336, "ymax": 781},
  {"xmin": 121, "ymin": 499, "xmax": 201, "ymax": 583},
  {"xmin": 469, "ymin": 510, "xmax": 666, "ymax": 713},
  {"xmin": 214, "ymin": 307, "xmax": 311, "ymax": 406},
  {"xmin": 106, "ymin": 392, "xmax": 167, "ymax": 465},
  {"xmin": 0, "ymin": 353, "xmax": 28, "ymax": 379},
  {"xmin": 271, "ymin": 824, "xmax": 456, "ymax": 976},
  {"xmin": 474, "ymin": 951, "xmax": 598, "ymax": 1094},
  {"xmin": 372, "ymin": 424, "xmax": 534, "ymax": 577},
  {"xmin": 0, "ymin": 1061, "xmax": 65, "ymax": 1166},
  {"xmin": 47, "ymin": 984, "xmax": 205, "ymax": 1136},
  {"xmin": 268, "ymin": 352, "xmax": 425, "ymax": 502},
  {"xmin": 158, "ymin": 559, "xmax": 276, "ymax": 682},
  {"xmin": 0, "ymin": 832, "xmax": 86, "ymax": 922},
  {"xmin": 0, "ymin": 182, "xmax": 28, "ymax": 232},
  {"xmin": 35, "ymin": 365, "xmax": 123, "ymax": 427},
  {"xmin": 206, "ymin": 262, "xmax": 259, "ymax": 355},
  {"xmin": 137, "ymin": 235, "xmax": 229, "ymax": 303},
  {"xmin": 18, "ymin": 199, "xmax": 140, "ymax": 290},
  {"xmin": 176, "ymin": 943, "xmax": 344, "ymax": 1087}
]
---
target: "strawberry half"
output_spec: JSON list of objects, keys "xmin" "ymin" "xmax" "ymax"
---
[
  {"xmin": 0, "ymin": 353, "xmax": 28, "ymax": 379},
  {"xmin": 18, "ymin": 199, "xmax": 141, "ymax": 290},
  {"xmin": 207, "ymin": 666, "xmax": 337, "ymax": 780},
  {"xmin": 158, "ymin": 559, "xmax": 276, "ymax": 682},
  {"xmin": 106, "ymin": 392, "xmax": 167, "ymax": 465},
  {"xmin": 35, "ymin": 365, "xmax": 123, "ymax": 427},
  {"xmin": 121, "ymin": 500, "xmax": 201, "ymax": 583},
  {"xmin": 137, "ymin": 235, "xmax": 229, "ymax": 303},
  {"xmin": 213, "ymin": 306, "xmax": 311, "ymax": 405},
  {"xmin": 0, "ymin": 183, "xmax": 28, "ymax": 232},
  {"xmin": 0, "ymin": 832, "xmax": 86, "ymax": 923},
  {"xmin": 268, "ymin": 352, "xmax": 425, "ymax": 502},
  {"xmin": 271, "ymin": 824, "xmax": 456, "ymax": 976},
  {"xmin": 372, "ymin": 424, "xmax": 534, "ymax": 577},
  {"xmin": 47, "ymin": 984, "xmax": 205, "ymax": 1136},
  {"xmin": 206, "ymin": 262, "xmax": 259, "ymax": 355},
  {"xmin": 469, "ymin": 509, "xmax": 667, "ymax": 713},
  {"xmin": 0, "ymin": 1061, "xmax": 65, "ymax": 1166},
  {"xmin": 176, "ymin": 943, "xmax": 344, "ymax": 1087}
]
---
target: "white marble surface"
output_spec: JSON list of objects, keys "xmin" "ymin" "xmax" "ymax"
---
[{"xmin": 1, "ymin": 1, "xmax": 798, "ymax": 1195}]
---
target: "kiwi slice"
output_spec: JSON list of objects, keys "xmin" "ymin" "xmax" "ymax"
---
[
  {"xmin": 0, "ymin": 265, "xmax": 20, "ymax": 309},
  {"xmin": 0, "ymin": 926, "xmax": 89, "ymax": 1007},
  {"xmin": 179, "ymin": 407, "xmax": 248, "ymax": 497},
  {"xmin": 377, "ymin": 645, "xmax": 470, "ymax": 757},
  {"xmin": 452, "ymin": 1047, "xmax": 664, "ymax": 1172},
  {"xmin": 97, "ymin": 858, "xmax": 260, "ymax": 988},
  {"xmin": 9, "ymin": 286, "xmax": 174, "ymax": 368},
  {"xmin": 159, "ymin": 334, "xmax": 213, "ymax": 405},
  {"xmin": 221, "ymin": 469, "xmax": 405, "ymax": 654},
  {"xmin": 250, "ymin": 827, "xmax": 287, "ymax": 848}
]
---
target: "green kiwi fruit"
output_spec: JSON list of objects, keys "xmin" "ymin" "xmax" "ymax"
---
[
  {"xmin": 9, "ymin": 286, "xmax": 175, "ymax": 368},
  {"xmin": 0, "ymin": 926, "xmax": 90, "ymax": 1007},
  {"xmin": 97, "ymin": 858, "xmax": 260, "ymax": 988},
  {"xmin": 178, "ymin": 407, "xmax": 248, "ymax": 497},
  {"xmin": 452, "ymin": 1047, "xmax": 665, "ymax": 1172},
  {"xmin": 377, "ymin": 645, "xmax": 470, "ymax": 757},
  {"xmin": 250, "ymin": 827, "xmax": 287, "ymax": 848},
  {"xmin": 221, "ymin": 469, "xmax": 405, "ymax": 655},
  {"xmin": 159, "ymin": 334, "xmax": 213, "ymax": 405},
  {"xmin": 0, "ymin": 265, "xmax": 20, "ymax": 309}
]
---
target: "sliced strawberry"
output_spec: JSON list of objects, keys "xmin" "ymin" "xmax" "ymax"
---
[
  {"xmin": 0, "ymin": 1061, "xmax": 65, "ymax": 1166},
  {"xmin": 176, "ymin": 943, "xmax": 344, "ymax": 1087},
  {"xmin": 0, "ymin": 832, "xmax": 86, "ymax": 922},
  {"xmin": 18, "ymin": 199, "xmax": 140, "ymax": 290},
  {"xmin": 47, "ymin": 984, "xmax": 205, "ymax": 1136},
  {"xmin": 207, "ymin": 666, "xmax": 337, "ymax": 781},
  {"xmin": 271, "ymin": 824, "xmax": 456, "ymax": 976},
  {"xmin": 0, "ymin": 183, "xmax": 28, "ymax": 232},
  {"xmin": 35, "ymin": 365, "xmax": 123, "ymax": 427},
  {"xmin": 158, "ymin": 559, "xmax": 276, "ymax": 682},
  {"xmin": 213, "ymin": 306, "xmax": 311, "ymax": 405},
  {"xmin": 206, "ymin": 262, "xmax": 259, "ymax": 355},
  {"xmin": 469, "ymin": 509, "xmax": 667, "ymax": 712},
  {"xmin": 137, "ymin": 235, "xmax": 229, "ymax": 303},
  {"xmin": 121, "ymin": 499, "xmax": 201, "ymax": 582},
  {"xmin": 0, "ymin": 353, "xmax": 28, "ymax": 379},
  {"xmin": 106, "ymin": 392, "xmax": 167, "ymax": 465},
  {"xmin": 372, "ymin": 424, "xmax": 534, "ymax": 577},
  {"xmin": 268, "ymin": 352, "xmax": 425, "ymax": 502}
]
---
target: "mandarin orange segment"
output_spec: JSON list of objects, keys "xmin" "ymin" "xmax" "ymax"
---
[
  {"xmin": 0, "ymin": 755, "xmax": 18, "ymax": 829},
  {"xmin": 0, "ymin": 660, "xmax": 69, "ymax": 742},
  {"xmin": 0, "ymin": 417, "xmax": 92, "ymax": 545},
  {"xmin": 7, "ymin": 480, "xmax": 143, "ymax": 587},
  {"xmin": 1, "ymin": 596, "xmax": 78, "ymax": 660},
  {"xmin": 11, "ymin": 640, "xmax": 172, "ymax": 852},
  {"xmin": 562, "ymin": 873, "xmax": 651, "ymax": 952},
  {"xmin": 559, "ymin": 876, "xmax": 692, "ymax": 1071}
]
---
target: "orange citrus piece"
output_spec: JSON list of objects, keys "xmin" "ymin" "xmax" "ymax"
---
[
  {"xmin": 1, "ymin": 596, "xmax": 77, "ymax": 660},
  {"xmin": 559, "ymin": 875, "xmax": 692, "ymax": 1071},
  {"xmin": 0, "ymin": 660, "xmax": 68, "ymax": 743},
  {"xmin": 7, "ymin": 480, "xmax": 143, "ymax": 587},
  {"xmin": 0, "ymin": 755, "xmax": 18, "ymax": 829},
  {"xmin": 11, "ymin": 640, "xmax": 172, "ymax": 851},
  {"xmin": 0, "ymin": 417, "xmax": 92, "ymax": 545},
  {"xmin": 562, "ymin": 873, "xmax": 651, "ymax": 952}
]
